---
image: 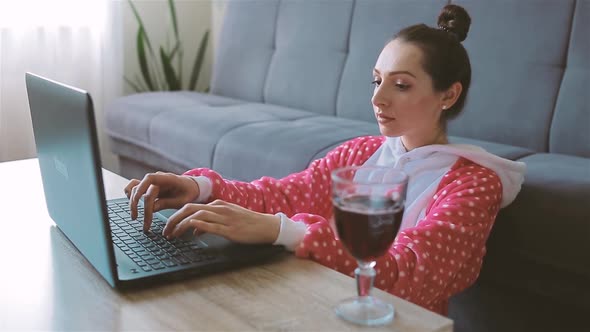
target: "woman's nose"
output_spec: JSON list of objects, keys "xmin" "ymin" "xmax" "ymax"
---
[{"xmin": 371, "ymin": 86, "xmax": 389, "ymax": 108}]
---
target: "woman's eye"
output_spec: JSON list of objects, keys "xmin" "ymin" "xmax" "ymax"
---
[
  {"xmin": 396, "ymin": 83, "xmax": 409, "ymax": 90},
  {"xmin": 371, "ymin": 80, "xmax": 381, "ymax": 87}
]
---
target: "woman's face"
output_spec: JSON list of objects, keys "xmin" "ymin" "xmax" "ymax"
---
[{"xmin": 371, "ymin": 39, "xmax": 446, "ymax": 139}]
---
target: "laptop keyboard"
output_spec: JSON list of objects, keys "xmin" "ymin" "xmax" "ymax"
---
[{"xmin": 107, "ymin": 200, "xmax": 215, "ymax": 272}]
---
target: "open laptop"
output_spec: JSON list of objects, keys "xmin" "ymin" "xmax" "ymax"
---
[{"xmin": 25, "ymin": 72, "xmax": 284, "ymax": 289}]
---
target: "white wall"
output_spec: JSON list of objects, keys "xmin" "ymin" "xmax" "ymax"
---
[{"xmin": 123, "ymin": 0, "xmax": 213, "ymax": 95}]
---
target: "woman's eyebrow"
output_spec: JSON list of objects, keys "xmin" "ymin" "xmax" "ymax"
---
[{"xmin": 373, "ymin": 69, "xmax": 416, "ymax": 78}]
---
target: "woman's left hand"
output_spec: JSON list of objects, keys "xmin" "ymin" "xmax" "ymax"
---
[{"xmin": 162, "ymin": 199, "xmax": 281, "ymax": 244}]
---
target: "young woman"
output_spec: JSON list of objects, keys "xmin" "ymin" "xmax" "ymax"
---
[{"xmin": 124, "ymin": 5, "xmax": 526, "ymax": 315}]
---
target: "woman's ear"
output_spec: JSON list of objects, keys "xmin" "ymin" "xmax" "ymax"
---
[{"xmin": 440, "ymin": 82, "xmax": 462, "ymax": 110}]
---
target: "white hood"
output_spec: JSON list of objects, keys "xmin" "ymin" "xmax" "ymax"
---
[
  {"xmin": 428, "ymin": 143, "xmax": 526, "ymax": 207},
  {"xmin": 366, "ymin": 137, "xmax": 526, "ymax": 208}
]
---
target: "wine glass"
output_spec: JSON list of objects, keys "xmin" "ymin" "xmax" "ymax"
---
[{"xmin": 331, "ymin": 166, "xmax": 408, "ymax": 326}]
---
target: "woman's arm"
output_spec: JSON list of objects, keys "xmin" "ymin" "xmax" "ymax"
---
[
  {"xmin": 292, "ymin": 158, "xmax": 503, "ymax": 313},
  {"xmin": 183, "ymin": 136, "xmax": 385, "ymax": 218}
]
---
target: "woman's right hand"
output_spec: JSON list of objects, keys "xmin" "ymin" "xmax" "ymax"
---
[{"xmin": 124, "ymin": 172, "xmax": 200, "ymax": 232}]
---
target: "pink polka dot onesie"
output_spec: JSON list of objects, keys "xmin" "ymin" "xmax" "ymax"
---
[{"xmin": 184, "ymin": 136, "xmax": 526, "ymax": 315}]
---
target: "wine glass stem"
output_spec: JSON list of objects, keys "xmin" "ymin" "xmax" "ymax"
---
[{"xmin": 356, "ymin": 261, "xmax": 377, "ymax": 298}]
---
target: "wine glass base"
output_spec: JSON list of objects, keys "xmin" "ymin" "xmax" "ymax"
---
[{"xmin": 334, "ymin": 296, "xmax": 394, "ymax": 326}]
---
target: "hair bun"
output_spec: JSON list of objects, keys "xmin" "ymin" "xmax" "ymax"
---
[{"xmin": 437, "ymin": 4, "xmax": 471, "ymax": 42}]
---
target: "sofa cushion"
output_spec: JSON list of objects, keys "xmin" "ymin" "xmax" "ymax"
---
[
  {"xmin": 105, "ymin": 91, "xmax": 243, "ymax": 145},
  {"xmin": 549, "ymin": 0, "xmax": 590, "ymax": 158},
  {"xmin": 210, "ymin": 1, "xmax": 278, "ymax": 102},
  {"xmin": 448, "ymin": 136, "xmax": 534, "ymax": 160},
  {"xmin": 110, "ymin": 138, "xmax": 191, "ymax": 176},
  {"xmin": 481, "ymin": 153, "xmax": 590, "ymax": 307},
  {"xmin": 263, "ymin": 1, "xmax": 353, "ymax": 116},
  {"xmin": 107, "ymin": 92, "xmax": 316, "ymax": 171},
  {"xmin": 447, "ymin": 0, "xmax": 574, "ymax": 152},
  {"xmin": 154, "ymin": 105, "xmax": 318, "ymax": 171},
  {"xmin": 212, "ymin": 116, "xmax": 379, "ymax": 181}
]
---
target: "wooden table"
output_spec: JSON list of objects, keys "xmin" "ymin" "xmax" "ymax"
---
[{"xmin": 0, "ymin": 158, "xmax": 452, "ymax": 331}]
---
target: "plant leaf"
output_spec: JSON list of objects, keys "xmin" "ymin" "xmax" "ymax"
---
[
  {"xmin": 188, "ymin": 30, "xmax": 209, "ymax": 91},
  {"xmin": 129, "ymin": 0, "xmax": 167, "ymax": 90},
  {"xmin": 127, "ymin": 0, "xmax": 155, "ymax": 56},
  {"xmin": 168, "ymin": 0, "xmax": 180, "ymax": 43},
  {"xmin": 124, "ymin": 76, "xmax": 143, "ymax": 93},
  {"xmin": 160, "ymin": 46, "xmax": 180, "ymax": 91},
  {"xmin": 169, "ymin": 42, "xmax": 182, "ymax": 87},
  {"xmin": 178, "ymin": 49, "xmax": 184, "ymax": 89},
  {"xmin": 167, "ymin": 0, "xmax": 182, "ymax": 87},
  {"xmin": 169, "ymin": 41, "xmax": 180, "ymax": 59},
  {"xmin": 134, "ymin": 74, "xmax": 149, "ymax": 91},
  {"xmin": 137, "ymin": 27, "xmax": 155, "ymax": 91},
  {"xmin": 130, "ymin": 0, "xmax": 168, "ymax": 90}
]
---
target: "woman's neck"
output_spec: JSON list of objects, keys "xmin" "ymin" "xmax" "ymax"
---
[{"xmin": 401, "ymin": 129, "xmax": 448, "ymax": 151}]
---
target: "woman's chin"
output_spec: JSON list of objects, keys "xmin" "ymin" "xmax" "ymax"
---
[{"xmin": 378, "ymin": 125, "xmax": 400, "ymax": 137}]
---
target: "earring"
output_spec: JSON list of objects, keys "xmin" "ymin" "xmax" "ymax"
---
[{"xmin": 442, "ymin": 105, "xmax": 447, "ymax": 110}]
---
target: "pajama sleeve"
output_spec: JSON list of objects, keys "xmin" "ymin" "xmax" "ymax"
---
[
  {"xmin": 293, "ymin": 158, "xmax": 503, "ymax": 314},
  {"xmin": 182, "ymin": 136, "xmax": 385, "ymax": 218}
]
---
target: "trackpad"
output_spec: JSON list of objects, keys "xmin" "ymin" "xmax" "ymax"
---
[
  {"xmin": 197, "ymin": 233, "xmax": 232, "ymax": 248},
  {"xmin": 156, "ymin": 209, "xmax": 230, "ymax": 248}
]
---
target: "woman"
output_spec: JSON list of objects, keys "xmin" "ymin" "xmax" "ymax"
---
[{"xmin": 125, "ymin": 5, "xmax": 526, "ymax": 315}]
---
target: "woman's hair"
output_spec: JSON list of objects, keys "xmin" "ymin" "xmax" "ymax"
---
[{"xmin": 394, "ymin": 4, "xmax": 472, "ymax": 126}]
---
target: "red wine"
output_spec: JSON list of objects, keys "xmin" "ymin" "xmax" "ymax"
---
[{"xmin": 334, "ymin": 195, "xmax": 404, "ymax": 261}]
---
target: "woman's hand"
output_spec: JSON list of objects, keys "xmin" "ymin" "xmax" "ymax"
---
[
  {"xmin": 124, "ymin": 172, "xmax": 200, "ymax": 232},
  {"xmin": 162, "ymin": 199, "xmax": 281, "ymax": 244}
]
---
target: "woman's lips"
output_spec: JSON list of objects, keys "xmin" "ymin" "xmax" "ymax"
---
[{"xmin": 376, "ymin": 113, "xmax": 395, "ymax": 124}]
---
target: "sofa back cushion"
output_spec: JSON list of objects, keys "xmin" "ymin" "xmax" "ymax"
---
[
  {"xmin": 212, "ymin": 0, "xmax": 445, "ymax": 118},
  {"xmin": 262, "ymin": 0, "xmax": 353, "ymax": 115},
  {"xmin": 446, "ymin": 0, "xmax": 574, "ymax": 152},
  {"xmin": 549, "ymin": 0, "xmax": 590, "ymax": 158},
  {"xmin": 210, "ymin": 1, "xmax": 278, "ymax": 102},
  {"xmin": 213, "ymin": 0, "xmax": 580, "ymax": 153}
]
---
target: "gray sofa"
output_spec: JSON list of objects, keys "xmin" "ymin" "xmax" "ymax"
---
[{"xmin": 106, "ymin": 0, "xmax": 590, "ymax": 331}]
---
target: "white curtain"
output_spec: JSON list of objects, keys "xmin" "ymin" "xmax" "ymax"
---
[{"xmin": 0, "ymin": 0, "xmax": 123, "ymax": 170}]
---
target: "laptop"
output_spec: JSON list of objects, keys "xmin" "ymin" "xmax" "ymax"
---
[{"xmin": 25, "ymin": 72, "xmax": 285, "ymax": 289}]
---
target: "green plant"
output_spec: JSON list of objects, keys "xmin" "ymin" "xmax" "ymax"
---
[{"xmin": 125, "ymin": 0, "xmax": 209, "ymax": 92}]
